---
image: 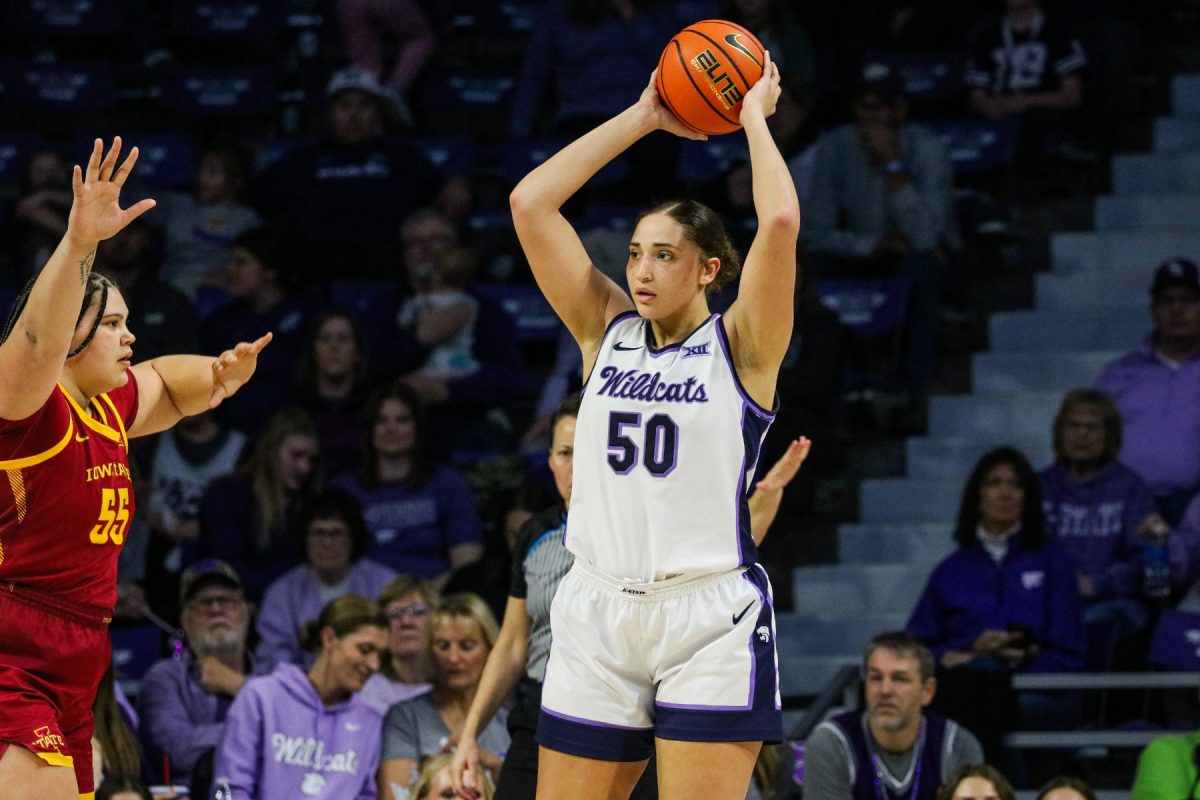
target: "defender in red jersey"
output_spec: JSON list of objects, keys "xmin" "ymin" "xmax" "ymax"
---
[{"xmin": 0, "ymin": 138, "xmax": 272, "ymax": 800}]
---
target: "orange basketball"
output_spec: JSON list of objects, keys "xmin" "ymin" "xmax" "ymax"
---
[{"xmin": 655, "ymin": 19, "xmax": 766, "ymax": 136}]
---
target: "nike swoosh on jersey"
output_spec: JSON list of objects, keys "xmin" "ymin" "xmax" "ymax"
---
[
  {"xmin": 724, "ymin": 33, "xmax": 763, "ymax": 68},
  {"xmin": 613, "ymin": 342, "xmax": 643, "ymax": 351},
  {"xmin": 75, "ymin": 434, "xmax": 88, "ymax": 443},
  {"xmin": 732, "ymin": 600, "xmax": 755, "ymax": 625}
]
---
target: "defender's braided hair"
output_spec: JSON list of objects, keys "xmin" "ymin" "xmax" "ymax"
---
[{"xmin": 0, "ymin": 271, "xmax": 114, "ymax": 358}]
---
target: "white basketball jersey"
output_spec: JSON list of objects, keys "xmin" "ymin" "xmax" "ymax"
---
[{"xmin": 567, "ymin": 312, "xmax": 775, "ymax": 582}]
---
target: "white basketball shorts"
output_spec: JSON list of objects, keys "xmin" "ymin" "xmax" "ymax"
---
[{"xmin": 537, "ymin": 560, "xmax": 781, "ymax": 761}]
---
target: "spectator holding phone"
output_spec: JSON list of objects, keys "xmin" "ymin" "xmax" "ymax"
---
[{"xmin": 908, "ymin": 447, "xmax": 1084, "ymax": 757}]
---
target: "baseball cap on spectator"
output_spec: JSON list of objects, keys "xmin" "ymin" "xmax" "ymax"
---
[
  {"xmin": 324, "ymin": 66, "xmax": 412, "ymax": 127},
  {"xmin": 325, "ymin": 67, "xmax": 386, "ymax": 101},
  {"xmin": 1150, "ymin": 258, "xmax": 1200, "ymax": 297},
  {"xmin": 180, "ymin": 559, "xmax": 243, "ymax": 606},
  {"xmin": 854, "ymin": 62, "xmax": 905, "ymax": 101}
]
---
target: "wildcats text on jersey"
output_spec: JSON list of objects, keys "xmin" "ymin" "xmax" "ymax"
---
[{"xmin": 594, "ymin": 366, "xmax": 709, "ymax": 404}]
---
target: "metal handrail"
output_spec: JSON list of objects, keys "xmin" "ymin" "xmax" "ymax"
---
[
  {"xmin": 1005, "ymin": 730, "xmax": 1174, "ymax": 748},
  {"xmin": 1013, "ymin": 671, "xmax": 1200, "ymax": 690},
  {"xmin": 787, "ymin": 663, "xmax": 861, "ymax": 741},
  {"xmin": 1005, "ymin": 671, "xmax": 1199, "ymax": 751}
]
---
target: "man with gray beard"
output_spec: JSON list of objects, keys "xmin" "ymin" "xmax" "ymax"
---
[
  {"xmin": 138, "ymin": 559, "xmax": 267, "ymax": 784},
  {"xmin": 800, "ymin": 632, "xmax": 983, "ymax": 800}
]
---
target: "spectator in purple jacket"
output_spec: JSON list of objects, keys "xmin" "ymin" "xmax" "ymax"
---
[
  {"xmin": 212, "ymin": 594, "xmax": 389, "ymax": 800},
  {"xmin": 256, "ymin": 490, "xmax": 397, "ymax": 669},
  {"xmin": 909, "ymin": 447, "xmax": 1084, "ymax": 758},
  {"xmin": 333, "ymin": 384, "xmax": 483, "ymax": 584},
  {"xmin": 138, "ymin": 560, "xmax": 264, "ymax": 785},
  {"xmin": 1039, "ymin": 389, "xmax": 1178, "ymax": 668},
  {"xmin": 1096, "ymin": 259, "xmax": 1200, "ymax": 524}
]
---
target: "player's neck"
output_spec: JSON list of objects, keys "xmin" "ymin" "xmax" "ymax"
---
[
  {"xmin": 647, "ymin": 300, "xmax": 711, "ymax": 348},
  {"xmin": 57, "ymin": 371, "xmax": 93, "ymax": 411}
]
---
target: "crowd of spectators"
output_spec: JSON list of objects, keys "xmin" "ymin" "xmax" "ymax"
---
[{"xmin": 1, "ymin": 0, "xmax": 1195, "ymax": 796}]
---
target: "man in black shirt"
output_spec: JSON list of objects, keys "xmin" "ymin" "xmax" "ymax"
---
[
  {"xmin": 251, "ymin": 68, "xmax": 445, "ymax": 282},
  {"xmin": 965, "ymin": 0, "xmax": 1087, "ymax": 120}
]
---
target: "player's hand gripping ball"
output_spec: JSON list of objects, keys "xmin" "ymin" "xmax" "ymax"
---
[{"xmin": 655, "ymin": 19, "xmax": 766, "ymax": 136}]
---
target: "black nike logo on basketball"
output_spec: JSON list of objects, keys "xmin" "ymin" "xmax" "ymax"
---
[
  {"xmin": 724, "ymin": 34, "xmax": 763, "ymax": 68},
  {"xmin": 613, "ymin": 342, "xmax": 643, "ymax": 351},
  {"xmin": 732, "ymin": 601, "xmax": 755, "ymax": 625}
]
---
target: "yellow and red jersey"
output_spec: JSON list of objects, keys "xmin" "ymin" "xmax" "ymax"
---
[{"xmin": 0, "ymin": 370, "xmax": 139, "ymax": 618}]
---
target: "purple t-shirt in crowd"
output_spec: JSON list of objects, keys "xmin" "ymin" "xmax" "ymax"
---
[
  {"xmin": 333, "ymin": 467, "xmax": 483, "ymax": 577},
  {"xmin": 212, "ymin": 663, "xmax": 383, "ymax": 800},
  {"xmin": 1039, "ymin": 460, "xmax": 1158, "ymax": 598},
  {"xmin": 1096, "ymin": 338, "xmax": 1200, "ymax": 496}
]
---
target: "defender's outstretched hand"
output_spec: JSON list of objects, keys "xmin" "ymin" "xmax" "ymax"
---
[
  {"xmin": 755, "ymin": 436, "xmax": 811, "ymax": 494},
  {"xmin": 209, "ymin": 332, "xmax": 273, "ymax": 408},
  {"xmin": 68, "ymin": 137, "xmax": 156, "ymax": 246},
  {"xmin": 638, "ymin": 69, "xmax": 709, "ymax": 141}
]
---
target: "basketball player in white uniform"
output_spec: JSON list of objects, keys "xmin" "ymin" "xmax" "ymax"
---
[{"xmin": 507, "ymin": 50, "xmax": 797, "ymax": 800}]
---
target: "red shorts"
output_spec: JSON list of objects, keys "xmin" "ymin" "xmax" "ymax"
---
[{"xmin": 0, "ymin": 587, "xmax": 111, "ymax": 796}]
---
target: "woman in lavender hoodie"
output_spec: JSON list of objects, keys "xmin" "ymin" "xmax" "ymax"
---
[
  {"xmin": 255, "ymin": 490, "xmax": 397, "ymax": 668},
  {"xmin": 212, "ymin": 594, "xmax": 389, "ymax": 799}
]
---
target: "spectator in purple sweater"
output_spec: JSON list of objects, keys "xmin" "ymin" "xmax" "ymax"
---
[
  {"xmin": 138, "ymin": 561, "xmax": 267, "ymax": 785},
  {"xmin": 333, "ymin": 384, "xmax": 483, "ymax": 584},
  {"xmin": 212, "ymin": 594, "xmax": 389, "ymax": 800},
  {"xmin": 909, "ymin": 447, "xmax": 1085, "ymax": 757},
  {"xmin": 911, "ymin": 447, "xmax": 1085, "ymax": 672},
  {"xmin": 1096, "ymin": 259, "xmax": 1200, "ymax": 524},
  {"xmin": 256, "ymin": 490, "xmax": 397, "ymax": 669},
  {"xmin": 1039, "ymin": 389, "xmax": 1179, "ymax": 667}
]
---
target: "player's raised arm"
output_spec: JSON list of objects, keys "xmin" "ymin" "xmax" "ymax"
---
[
  {"xmin": 509, "ymin": 71, "xmax": 705, "ymax": 357},
  {"xmin": 0, "ymin": 138, "xmax": 154, "ymax": 421},
  {"xmin": 724, "ymin": 53, "xmax": 801, "ymax": 373}
]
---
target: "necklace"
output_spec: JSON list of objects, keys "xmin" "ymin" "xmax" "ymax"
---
[{"xmin": 864, "ymin": 717, "xmax": 926, "ymax": 800}]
